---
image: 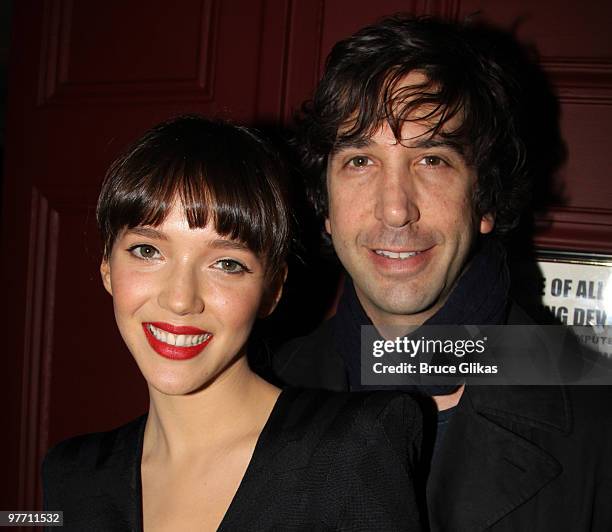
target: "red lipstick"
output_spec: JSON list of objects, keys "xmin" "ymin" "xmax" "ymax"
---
[
  {"xmin": 142, "ymin": 322, "xmax": 212, "ymax": 360},
  {"xmin": 149, "ymin": 322, "xmax": 207, "ymax": 335}
]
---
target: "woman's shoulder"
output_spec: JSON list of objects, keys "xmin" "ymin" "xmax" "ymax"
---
[
  {"xmin": 42, "ymin": 416, "xmax": 146, "ymax": 528},
  {"xmin": 42, "ymin": 414, "xmax": 146, "ymax": 477},
  {"xmin": 279, "ymin": 387, "xmax": 420, "ymax": 422},
  {"xmin": 249, "ymin": 388, "xmax": 424, "ymax": 529},
  {"xmin": 274, "ymin": 388, "xmax": 422, "ymax": 459}
]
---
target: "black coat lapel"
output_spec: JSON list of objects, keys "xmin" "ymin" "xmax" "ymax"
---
[{"xmin": 427, "ymin": 387, "xmax": 568, "ymax": 531}]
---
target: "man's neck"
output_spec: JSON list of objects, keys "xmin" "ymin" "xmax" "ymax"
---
[
  {"xmin": 353, "ymin": 287, "xmax": 465, "ymax": 410},
  {"xmin": 433, "ymin": 385, "xmax": 464, "ymax": 411}
]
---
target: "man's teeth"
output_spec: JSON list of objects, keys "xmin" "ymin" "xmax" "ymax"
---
[
  {"xmin": 148, "ymin": 324, "xmax": 211, "ymax": 347},
  {"xmin": 375, "ymin": 249, "xmax": 419, "ymax": 259}
]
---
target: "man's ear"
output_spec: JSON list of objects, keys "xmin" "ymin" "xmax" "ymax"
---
[
  {"xmin": 324, "ymin": 218, "xmax": 331, "ymax": 235},
  {"xmin": 258, "ymin": 266, "xmax": 288, "ymax": 318},
  {"xmin": 479, "ymin": 212, "xmax": 495, "ymax": 235},
  {"xmin": 100, "ymin": 259, "xmax": 113, "ymax": 295}
]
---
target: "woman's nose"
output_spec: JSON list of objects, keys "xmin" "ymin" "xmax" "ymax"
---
[{"xmin": 157, "ymin": 264, "xmax": 205, "ymax": 316}]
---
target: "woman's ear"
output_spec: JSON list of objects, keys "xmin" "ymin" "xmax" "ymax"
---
[
  {"xmin": 100, "ymin": 259, "xmax": 113, "ymax": 295},
  {"xmin": 479, "ymin": 212, "xmax": 495, "ymax": 234},
  {"xmin": 258, "ymin": 266, "xmax": 288, "ymax": 318}
]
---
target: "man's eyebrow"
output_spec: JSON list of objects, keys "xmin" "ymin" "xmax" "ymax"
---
[
  {"xmin": 125, "ymin": 227, "xmax": 168, "ymax": 241},
  {"xmin": 404, "ymin": 137, "xmax": 465, "ymax": 155},
  {"xmin": 330, "ymin": 136, "xmax": 465, "ymax": 157},
  {"xmin": 330, "ymin": 137, "xmax": 372, "ymax": 155}
]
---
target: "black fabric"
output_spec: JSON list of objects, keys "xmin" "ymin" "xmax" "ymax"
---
[
  {"xmin": 432, "ymin": 406, "xmax": 455, "ymax": 457},
  {"xmin": 42, "ymin": 388, "xmax": 424, "ymax": 532},
  {"xmin": 424, "ymin": 236, "xmax": 509, "ymax": 326},
  {"xmin": 336, "ymin": 236, "xmax": 509, "ymax": 395},
  {"xmin": 272, "ymin": 247, "xmax": 612, "ymax": 531}
]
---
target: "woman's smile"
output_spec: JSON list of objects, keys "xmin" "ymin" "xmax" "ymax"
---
[{"xmin": 142, "ymin": 322, "xmax": 213, "ymax": 360}]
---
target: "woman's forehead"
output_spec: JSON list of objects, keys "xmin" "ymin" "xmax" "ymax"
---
[{"xmin": 118, "ymin": 202, "xmax": 255, "ymax": 252}]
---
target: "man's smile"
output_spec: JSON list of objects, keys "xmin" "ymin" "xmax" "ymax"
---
[
  {"xmin": 374, "ymin": 249, "xmax": 422, "ymax": 260},
  {"xmin": 366, "ymin": 245, "xmax": 435, "ymax": 276}
]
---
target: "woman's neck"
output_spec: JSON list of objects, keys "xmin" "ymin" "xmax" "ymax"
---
[{"xmin": 142, "ymin": 356, "xmax": 280, "ymax": 463}]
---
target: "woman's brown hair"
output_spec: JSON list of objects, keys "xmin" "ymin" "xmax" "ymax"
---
[{"xmin": 96, "ymin": 115, "xmax": 291, "ymax": 278}]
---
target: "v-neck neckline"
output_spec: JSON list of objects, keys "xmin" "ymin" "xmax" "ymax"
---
[{"xmin": 132, "ymin": 388, "xmax": 290, "ymax": 532}]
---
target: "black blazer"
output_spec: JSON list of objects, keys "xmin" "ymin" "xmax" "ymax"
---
[
  {"xmin": 43, "ymin": 388, "xmax": 424, "ymax": 531},
  {"xmin": 273, "ymin": 304, "xmax": 612, "ymax": 531}
]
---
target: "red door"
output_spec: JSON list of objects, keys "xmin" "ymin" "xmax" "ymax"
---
[
  {"xmin": 1, "ymin": 0, "xmax": 316, "ymax": 511},
  {"xmin": 3, "ymin": 0, "xmax": 611, "ymax": 514}
]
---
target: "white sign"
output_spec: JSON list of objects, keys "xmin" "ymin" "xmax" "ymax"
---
[{"xmin": 538, "ymin": 253, "xmax": 612, "ymax": 358}]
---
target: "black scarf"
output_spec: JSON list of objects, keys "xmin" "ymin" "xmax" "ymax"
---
[{"xmin": 333, "ymin": 236, "xmax": 510, "ymax": 395}]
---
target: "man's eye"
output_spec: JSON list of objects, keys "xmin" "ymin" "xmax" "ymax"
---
[
  {"xmin": 213, "ymin": 259, "xmax": 248, "ymax": 274},
  {"xmin": 419, "ymin": 155, "xmax": 446, "ymax": 167},
  {"xmin": 347, "ymin": 156, "xmax": 371, "ymax": 168},
  {"xmin": 128, "ymin": 244, "xmax": 161, "ymax": 260}
]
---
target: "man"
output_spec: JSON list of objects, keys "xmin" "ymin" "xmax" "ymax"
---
[{"xmin": 274, "ymin": 15, "xmax": 612, "ymax": 531}]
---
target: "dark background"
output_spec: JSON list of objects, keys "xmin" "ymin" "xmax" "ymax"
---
[{"xmin": 1, "ymin": 0, "xmax": 611, "ymax": 517}]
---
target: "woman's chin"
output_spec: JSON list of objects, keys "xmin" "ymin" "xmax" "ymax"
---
[
  {"xmin": 145, "ymin": 372, "xmax": 214, "ymax": 397},
  {"xmin": 137, "ymin": 349, "xmax": 249, "ymax": 398}
]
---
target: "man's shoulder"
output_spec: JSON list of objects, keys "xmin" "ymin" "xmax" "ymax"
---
[
  {"xmin": 566, "ymin": 385, "xmax": 612, "ymax": 431},
  {"xmin": 273, "ymin": 318, "xmax": 348, "ymax": 390},
  {"xmin": 277, "ymin": 318, "xmax": 336, "ymax": 359},
  {"xmin": 460, "ymin": 383, "xmax": 612, "ymax": 470},
  {"xmin": 505, "ymin": 301, "xmax": 536, "ymax": 325}
]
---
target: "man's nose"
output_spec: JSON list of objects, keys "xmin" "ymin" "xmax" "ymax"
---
[
  {"xmin": 374, "ymin": 169, "xmax": 420, "ymax": 228},
  {"xmin": 157, "ymin": 263, "xmax": 205, "ymax": 316}
]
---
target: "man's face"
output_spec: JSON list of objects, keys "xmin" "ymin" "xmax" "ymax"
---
[{"xmin": 325, "ymin": 100, "xmax": 494, "ymax": 329}]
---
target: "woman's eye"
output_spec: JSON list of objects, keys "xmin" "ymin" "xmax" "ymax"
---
[
  {"xmin": 128, "ymin": 244, "xmax": 161, "ymax": 261},
  {"xmin": 347, "ymin": 155, "xmax": 371, "ymax": 168},
  {"xmin": 213, "ymin": 259, "xmax": 248, "ymax": 274}
]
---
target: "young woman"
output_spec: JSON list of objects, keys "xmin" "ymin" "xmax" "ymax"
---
[{"xmin": 42, "ymin": 116, "xmax": 423, "ymax": 531}]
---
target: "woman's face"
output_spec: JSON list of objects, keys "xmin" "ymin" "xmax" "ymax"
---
[{"xmin": 100, "ymin": 201, "xmax": 281, "ymax": 395}]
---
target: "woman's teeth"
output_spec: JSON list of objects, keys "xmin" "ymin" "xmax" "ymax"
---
[{"xmin": 148, "ymin": 324, "xmax": 211, "ymax": 347}]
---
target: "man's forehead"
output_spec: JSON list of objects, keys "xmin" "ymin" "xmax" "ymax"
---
[
  {"xmin": 334, "ymin": 70, "xmax": 465, "ymax": 147},
  {"xmin": 335, "ymin": 105, "xmax": 463, "ymax": 137},
  {"xmin": 332, "ymin": 121, "xmax": 466, "ymax": 156}
]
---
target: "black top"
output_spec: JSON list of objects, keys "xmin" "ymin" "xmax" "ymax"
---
[
  {"xmin": 42, "ymin": 388, "xmax": 424, "ymax": 531},
  {"xmin": 273, "ymin": 306, "xmax": 612, "ymax": 531}
]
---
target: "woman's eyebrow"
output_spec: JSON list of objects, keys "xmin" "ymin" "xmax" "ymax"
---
[
  {"xmin": 124, "ymin": 229, "xmax": 249, "ymax": 251},
  {"xmin": 125, "ymin": 227, "xmax": 168, "ymax": 240},
  {"xmin": 208, "ymin": 239, "xmax": 250, "ymax": 251}
]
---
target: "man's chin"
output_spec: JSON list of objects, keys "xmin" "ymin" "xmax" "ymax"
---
[{"xmin": 356, "ymin": 283, "xmax": 445, "ymax": 326}]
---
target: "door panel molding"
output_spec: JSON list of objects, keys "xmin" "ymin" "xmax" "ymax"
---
[
  {"xmin": 38, "ymin": 0, "xmax": 218, "ymax": 105},
  {"xmin": 18, "ymin": 188, "xmax": 59, "ymax": 510},
  {"xmin": 544, "ymin": 58, "xmax": 612, "ymax": 105}
]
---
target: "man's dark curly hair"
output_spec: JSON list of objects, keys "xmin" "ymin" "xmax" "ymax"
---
[{"xmin": 295, "ymin": 15, "xmax": 530, "ymax": 236}]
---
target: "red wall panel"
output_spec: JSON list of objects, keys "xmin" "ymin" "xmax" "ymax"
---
[{"xmin": 3, "ymin": 0, "xmax": 611, "ymax": 515}]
